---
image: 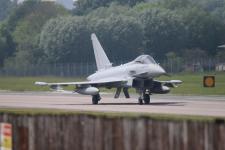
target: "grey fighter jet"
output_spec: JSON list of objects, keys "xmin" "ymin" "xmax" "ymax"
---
[{"xmin": 35, "ymin": 33, "xmax": 182, "ymax": 104}]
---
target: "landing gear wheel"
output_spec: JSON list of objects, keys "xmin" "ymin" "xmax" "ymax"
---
[
  {"xmin": 143, "ymin": 94, "xmax": 150, "ymax": 104},
  {"xmin": 92, "ymin": 97, "xmax": 98, "ymax": 104},
  {"xmin": 138, "ymin": 97, "xmax": 143, "ymax": 105},
  {"xmin": 92, "ymin": 94, "xmax": 101, "ymax": 104}
]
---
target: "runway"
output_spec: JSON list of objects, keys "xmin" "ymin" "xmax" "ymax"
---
[{"xmin": 0, "ymin": 92, "xmax": 225, "ymax": 117}]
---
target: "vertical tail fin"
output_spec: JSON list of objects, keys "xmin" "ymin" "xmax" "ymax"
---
[{"xmin": 91, "ymin": 33, "xmax": 112, "ymax": 71}]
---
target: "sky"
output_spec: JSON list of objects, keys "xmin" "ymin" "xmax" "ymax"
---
[{"xmin": 17, "ymin": 0, "xmax": 76, "ymax": 9}]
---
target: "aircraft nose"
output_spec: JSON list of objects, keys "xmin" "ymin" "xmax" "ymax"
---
[
  {"xmin": 159, "ymin": 66, "xmax": 166, "ymax": 74},
  {"xmin": 154, "ymin": 65, "xmax": 166, "ymax": 76}
]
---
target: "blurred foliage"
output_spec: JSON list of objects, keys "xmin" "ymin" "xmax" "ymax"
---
[
  {"xmin": 1, "ymin": 0, "xmax": 69, "ymax": 68},
  {"xmin": 0, "ymin": 0, "xmax": 16, "ymax": 21},
  {"xmin": 181, "ymin": 48, "xmax": 208, "ymax": 63},
  {"xmin": 139, "ymin": 7, "xmax": 185, "ymax": 59},
  {"xmin": 73, "ymin": 0, "xmax": 145, "ymax": 15},
  {"xmin": 178, "ymin": 7, "xmax": 225, "ymax": 55},
  {"xmin": 216, "ymin": 50, "xmax": 225, "ymax": 62},
  {"xmin": 164, "ymin": 51, "xmax": 183, "ymax": 72},
  {"xmin": 40, "ymin": 13, "xmax": 144, "ymax": 63},
  {"xmin": 39, "ymin": 17, "xmax": 91, "ymax": 63},
  {"xmin": 0, "ymin": 0, "xmax": 225, "ymax": 70},
  {"xmin": 0, "ymin": 22, "xmax": 16, "ymax": 67}
]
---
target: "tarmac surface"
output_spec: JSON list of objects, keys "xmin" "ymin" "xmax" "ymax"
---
[{"xmin": 0, "ymin": 92, "xmax": 225, "ymax": 117}]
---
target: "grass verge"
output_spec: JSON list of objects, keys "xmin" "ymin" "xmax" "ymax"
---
[
  {"xmin": 0, "ymin": 108, "xmax": 224, "ymax": 122},
  {"xmin": 157, "ymin": 72, "xmax": 225, "ymax": 95},
  {"xmin": 0, "ymin": 72, "xmax": 225, "ymax": 95}
]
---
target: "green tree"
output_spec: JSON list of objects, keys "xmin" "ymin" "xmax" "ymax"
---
[
  {"xmin": 0, "ymin": 0, "xmax": 16, "ymax": 21},
  {"xmin": 3, "ymin": 0, "xmax": 69, "ymax": 68},
  {"xmin": 165, "ymin": 51, "xmax": 183, "ymax": 72},
  {"xmin": 0, "ymin": 23, "xmax": 16, "ymax": 66},
  {"xmin": 2, "ymin": 0, "xmax": 225, "ymax": 69},
  {"xmin": 191, "ymin": 0, "xmax": 225, "ymax": 12},
  {"xmin": 211, "ymin": 5, "xmax": 225, "ymax": 24},
  {"xmin": 180, "ymin": 7, "xmax": 225, "ymax": 55},
  {"xmin": 73, "ymin": 0, "xmax": 145, "ymax": 15},
  {"xmin": 39, "ymin": 17, "xmax": 92, "ymax": 63},
  {"xmin": 86, "ymin": 3, "xmax": 134, "ymax": 19},
  {"xmin": 181, "ymin": 48, "xmax": 208, "ymax": 62},
  {"xmin": 40, "ymin": 13, "xmax": 144, "ymax": 63},
  {"xmin": 216, "ymin": 50, "xmax": 225, "ymax": 62},
  {"xmin": 90, "ymin": 15, "xmax": 144, "ymax": 61},
  {"xmin": 160, "ymin": 0, "xmax": 192, "ymax": 10},
  {"xmin": 139, "ymin": 8, "xmax": 185, "ymax": 59}
]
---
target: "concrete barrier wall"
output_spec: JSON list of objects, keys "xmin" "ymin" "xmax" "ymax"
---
[{"xmin": 0, "ymin": 113, "xmax": 225, "ymax": 150}]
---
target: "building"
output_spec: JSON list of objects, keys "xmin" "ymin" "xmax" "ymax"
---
[{"xmin": 216, "ymin": 63, "xmax": 225, "ymax": 71}]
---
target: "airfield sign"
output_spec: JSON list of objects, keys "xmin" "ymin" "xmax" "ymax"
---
[
  {"xmin": 0, "ymin": 123, "xmax": 12, "ymax": 150},
  {"xmin": 203, "ymin": 76, "xmax": 215, "ymax": 87}
]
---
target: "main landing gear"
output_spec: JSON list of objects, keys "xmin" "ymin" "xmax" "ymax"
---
[
  {"xmin": 138, "ymin": 89, "xmax": 150, "ymax": 105},
  {"xmin": 92, "ymin": 94, "xmax": 101, "ymax": 104}
]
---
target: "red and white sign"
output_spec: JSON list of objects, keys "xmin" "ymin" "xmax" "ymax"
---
[{"xmin": 0, "ymin": 123, "xmax": 12, "ymax": 150}]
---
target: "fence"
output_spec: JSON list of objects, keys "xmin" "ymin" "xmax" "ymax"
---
[
  {"xmin": 0, "ymin": 63, "xmax": 97, "ymax": 77},
  {"xmin": 0, "ymin": 59, "xmax": 223, "ymax": 77},
  {"xmin": 0, "ymin": 113, "xmax": 225, "ymax": 150}
]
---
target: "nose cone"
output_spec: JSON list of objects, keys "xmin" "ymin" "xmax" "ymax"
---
[
  {"xmin": 158, "ymin": 66, "xmax": 166, "ymax": 75},
  {"xmin": 149, "ymin": 64, "xmax": 166, "ymax": 77}
]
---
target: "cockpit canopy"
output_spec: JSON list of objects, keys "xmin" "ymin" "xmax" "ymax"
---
[{"xmin": 134, "ymin": 55, "xmax": 157, "ymax": 64}]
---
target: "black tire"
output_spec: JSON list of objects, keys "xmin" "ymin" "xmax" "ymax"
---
[
  {"xmin": 144, "ymin": 94, "xmax": 150, "ymax": 104},
  {"xmin": 92, "ymin": 95, "xmax": 99, "ymax": 104},
  {"xmin": 96, "ymin": 94, "xmax": 101, "ymax": 101},
  {"xmin": 138, "ymin": 97, "xmax": 143, "ymax": 105}
]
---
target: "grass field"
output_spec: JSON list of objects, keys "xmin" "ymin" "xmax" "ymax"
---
[
  {"xmin": 0, "ymin": 76, "xmax": 83, "ymax": 91},
  {"xmin": 157, "ymin": 72, "xmax": 225, "ymax": 95},
  {"xmin": 0, "ymin": 72, "xmax": 224, "ymax": 95}
]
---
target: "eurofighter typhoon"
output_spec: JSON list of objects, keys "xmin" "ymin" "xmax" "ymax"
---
[{"xmin": 35, "ymin": 33, "xmax": 182, "ymax": 104}]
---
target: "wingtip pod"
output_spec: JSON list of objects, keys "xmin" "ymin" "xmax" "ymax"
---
[{"xmin": 35, "ymin": 82, "xmax": 48, "ymax": 86}]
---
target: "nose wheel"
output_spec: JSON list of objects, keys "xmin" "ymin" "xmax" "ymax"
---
[
  {"xmin": 143, "ymin": 93, "xmax": 150, "ymax": 104},
  {"xmin": 138, "ymin": 90, "xmax": 150, "ymax": 105}
]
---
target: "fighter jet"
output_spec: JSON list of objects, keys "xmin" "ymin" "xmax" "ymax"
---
[{"xmin": 35, "ymin": 33, "xmax": 182, "ymax": 104}]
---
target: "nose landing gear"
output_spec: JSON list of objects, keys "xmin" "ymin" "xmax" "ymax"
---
[{"xmin": 138, "ymin": 89, "xmax": 150, "ymax": 105}]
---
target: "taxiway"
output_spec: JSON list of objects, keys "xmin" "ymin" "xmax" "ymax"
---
[{"xmin": 0, "ymin": 92, "xmax": 225, "ymax": 117}]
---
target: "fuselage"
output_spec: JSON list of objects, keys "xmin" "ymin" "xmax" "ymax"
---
[{"xmin": 87, "ymin": 60, "xmax": 166, "ymax": 81}]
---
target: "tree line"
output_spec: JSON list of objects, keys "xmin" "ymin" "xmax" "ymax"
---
[{"xmin": 0, "ymin": 0, "xmax": 225, "ymax": 70}]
